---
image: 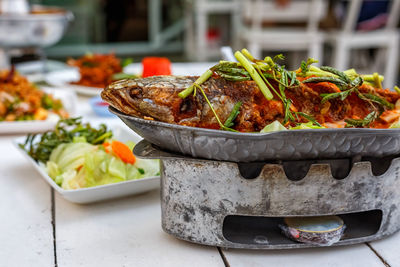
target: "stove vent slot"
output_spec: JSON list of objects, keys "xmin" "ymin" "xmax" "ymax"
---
[
  {"xmin": 282, "ymin": 158, "xmax": 351, "ymax": 181},
  {"xmin": 237, "ymin": 162, "xmax": 269, "ymax": 179},
  {"xmin": 237, "ymin": 159, "xmax": 353, "ymax": 181},
  {"xmin": 361, "ymin": 155, "xmax": 397, "ymax": 176},
  {"xmin": 282, "ymin": 160, "xmax": 312, "ymax": 181},
  {"xmin": 222, "ymin": 210, "xmax": 382, "ymax": 245}
]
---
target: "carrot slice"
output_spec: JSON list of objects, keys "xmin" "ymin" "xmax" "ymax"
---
[
  {"xmin": 111, "ymin": 140, "xmax": 136, "ymax": 164},
  {"xmin": 103, "ymin": 142, "xmax": 111, "ymax": 153}
]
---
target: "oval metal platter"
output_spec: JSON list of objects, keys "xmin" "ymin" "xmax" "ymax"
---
[{"xmin": 110, "ymin": 106, "xmax": 400, "ymax": 162}]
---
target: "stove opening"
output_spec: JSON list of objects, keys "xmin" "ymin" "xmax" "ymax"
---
[
  {"xmin": 222, "ymin": 210, "xmax": 382, "ymax": 245},
  {"xmin": 237, "ymin": 162, "xmax": 267, "ymax": 179},
  {"xmin": 282, "ymin": 158, "xmax": 352, "ymax": 180},
  {"xmin": 361, "ymin": 155, "xmax": 398, "ymax": 176}
]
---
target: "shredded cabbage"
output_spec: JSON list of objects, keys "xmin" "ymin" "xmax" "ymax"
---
[
  {"xmin": 290, "ymin": 122, "xmax": 325, "ymax": 130},
  {"xmin": 46, "ymin": 140, "xmax": 159, "ymax": 190},
  {"xmin": 260, "ymin": 120, "xmax": 287, "ymax": 133},
  {"xmin": 390, "ymin": 120, "xmax": 400, "ymax": 128}
]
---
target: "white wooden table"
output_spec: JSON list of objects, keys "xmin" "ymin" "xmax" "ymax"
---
[{"xmin": 2, "ymin": 74, "xmax": 400, "ymax": 267}]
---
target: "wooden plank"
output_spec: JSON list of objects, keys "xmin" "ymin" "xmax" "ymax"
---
[
  {"xmin": 222, "ymin": 244, "xmax": 385, "ymax": 267},
  {"xmin": 0, "ymin": 137, "xmax": 54, "ymax": 266},
  {"xmin": 55, "ymin": 190, "xmax": 224, "ymax": 267},
  {"xmin": 368, "ymin": 231, "xmax": 400, "ymax": 266}
]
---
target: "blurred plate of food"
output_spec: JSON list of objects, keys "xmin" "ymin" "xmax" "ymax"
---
[
  {"xmin": 89, "ymin": 96, "xmax": 115, "ymax": 117},
  {"xmin": 45, "ymin": 53, "xmax": 137, "ymax": 96},
  {"xmin": 14, "ymin": 118, "xmax": 160, "ymax": 203},
  {"xmin": 0, "ymin": 68, "xmax": 77, "ymax": 134}
]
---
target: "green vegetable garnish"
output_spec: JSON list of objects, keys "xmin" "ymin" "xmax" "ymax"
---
[
  {"xmin": 295, "ymin": 112, "xmax": 322, "ymax": 127},
  {"xmin": 121, "ymin": 58, "xmax": 133, "ymax": 68},
  {"xmin": 211, "ymin": 62, "xmax": 251, "ymax": 82},
  {"xmin": 290, "ymin": 122, "xmax": 325, "ymax": 130},
  {"xmin": 320, "ymin": 89, "xmax": 355, "ymax": 103},
  {"xmin": 112, "ymin": 73, "xmax": 138, "ymax": 81},
  {"xmin": 300, "ymin": 58, "xmax": 319, "ymax": 75},
  {"xmin": 241, "ymin": 48, "xmax": 255, "ymax": 62},
  {"xmin": 20, "ymin": 117, "xmax": 112, "ymax": 163},
  {"xmin": 234, "ymin": 51, "xmax": 273, "ymax": 100},
  {"xmin": 358, "ymin": 93, "xmax": 394, "ymax": 109},
  {"xmin": 260, "ymin": 120, "xmax": 287, "ymax": 133},
  {"xmin": 345, "ymin": 111, "xmax": 377, "ymax": 127},
  {"xmin": 178, "ymin": 70, "xmax": 213, "ymax": 99},
  {"xmin": 194, "ymin": 84, "xmax": 237, "ymax": 132},
  {"xmin": 394, "ymin": 86, "xmax": 400, "ymax": 95},
  {"xmin": 319, "ymin": 66, "xmax": 351, "ymax": 83},
  {"xmin": 224, "ymin": 102, "xmax": 242, "ymax": 128},
  {"xmin": 302, "ymin": 77, "xmax": 348, "ymax": 89}
]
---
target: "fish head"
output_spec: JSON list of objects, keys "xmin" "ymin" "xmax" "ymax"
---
[{"xmin": 101, "ymin": 76, "xmax": 196, "ymax": 123}]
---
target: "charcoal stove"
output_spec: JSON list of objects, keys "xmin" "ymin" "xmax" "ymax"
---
[{"xmin": 134, "ymin": 140, "xmax": 400, "ymax": 249}]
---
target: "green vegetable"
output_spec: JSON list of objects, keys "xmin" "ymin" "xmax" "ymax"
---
[
  {"xmin": 317, "ymin": 76, "xmax": 364, "ymax": 104},
  {"xmin": 211, "ymin": 62, "xmax": 251, "ymax": 82},
  {"xmin": 121, "ymin": 58, "xmax": 133, "ymax": 68},
  {"xmin": 241, "ymin": 48, "xmax": 255, "ymax": 62},
  {"xmin": 138, "ymin": 168, "xmax": 145, "ymax": 175},
  {"xmin": 395, "ymin": 86, "xmax": 400, "ymax": 95},
  {"xmin": 20, "ymin": 117, "xmax": 112, "ymax": 163},
  {"xmin": 319, "ymin": 66, "xmax": 351, "ymax": 83},
  {"xmin": 295, "ymin": 112, "xmax": 322, "ymax": 127},
  {"xmin": 178, "ymin": 70, "xmax": 213, "ymax": 98},
  {"xmin": 390, "ymin": 120, "xmax": 400, "ymax": 128},
  {"xmin": 300, "ymin": 58, "xmax": 319, "ymax": 75},
  {"xmin": 260, "ymin": 120, "xmax": 287, "ymax": 133},
  {"xmin": 320, "ymin": 89, "xmax": 354, "ymax": 103},
  {"xmin": 234, "ymin": 51, "xmax": 273, "ymax": 100},
  {"xmin": 343, "ymin": 69, "xmax": 358, "ymax": 79},
  {"xmin": 224, "ymin": 102, "xmax": 242, "ymax": 128},
  {"xmin": 302, "ymin": 77, "xmax": 348, "ymax": 88},
  {"xmin": 273, "ymin": 54, "xmax": 285, "ymax": 62},
  {"xmin": 358, "ymin": 93, "xmax": 394, "ymax": 109},
  {"xmin": 350, "ymin": 76, "xmax": 363, "ymax": 87},
  {"xmin": 373, "ymin": 72, "xmax": 382, "ymax": 89},
  {"xmin": 45, "ymin": 140, "xmax": 159, "ymax": 190},
  {"xmin": 345, "ymin": 111, "xmax": 377, "ymax": 127},
  {"xmin": 194, "ymin": 84, "xmax": 237, "ymax": 132},
  {"xmin": 41, "ymin": 94, "xmax": 54, "ymax": 110},
  {"xmin": 112, "ymin": 72, "xmax": 138, "ymax": 81},
  {"xmin": 290, "ymin": 122, "xmax": 325, "ymax": 130}
]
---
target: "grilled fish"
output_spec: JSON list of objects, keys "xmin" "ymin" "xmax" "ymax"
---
[{"xmin": 101, "ymin": 75, "xmax": 400, "ymax": 132}]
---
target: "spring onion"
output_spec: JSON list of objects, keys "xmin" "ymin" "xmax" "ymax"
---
[
  {"xmin": 178, "ymin": 70, "xmax": 213, "ymax": 98},
  {"xmin": 234, "ymin": 51, "xmax": 273, "ymax": 100}
]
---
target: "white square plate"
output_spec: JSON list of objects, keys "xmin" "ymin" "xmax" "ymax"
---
[
  {"xmin": 0, "ymin": 87, "xmax": 77, "ymax": 134},
  {"xmin": 14, "ymin": 123, "xmax": 160, "ymax": 203}
]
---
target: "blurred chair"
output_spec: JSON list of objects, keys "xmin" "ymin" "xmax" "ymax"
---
[
  {"xmin": 184, "ymin": 0, "xmax": 240, "ymax": 61},
  {"xmin": 239, "ymin": 0, "xmax": 327, "ymax": 67},
  {"xmin": 326, "ymin": 0, "xmax": 400, "ymax": 88}
]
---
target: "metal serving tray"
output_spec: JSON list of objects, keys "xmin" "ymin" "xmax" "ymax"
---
[
  {"xmin": 134, "ymin": 140, "xmax": 400, "ymax": 249},
  {"xmin": 111, "ymin": 107, "xmax": 400, "ymax": 162}
]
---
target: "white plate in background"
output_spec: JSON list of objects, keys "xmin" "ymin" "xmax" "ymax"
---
[
  {"xmin": 45, "ymin": 68, "xmax": 102, "ymax": 96},
  {"xmin": 0, "ymin": 87, "xmax": 77, "ymax": 134},
  {"xmin": 14, "ymin": 123, "xmax": 160, "ymax": 204}
]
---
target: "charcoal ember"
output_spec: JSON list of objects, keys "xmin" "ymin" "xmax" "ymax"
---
[{"xmin": 280, "ymin": 216, "xmax": 345, "ymax": 246}]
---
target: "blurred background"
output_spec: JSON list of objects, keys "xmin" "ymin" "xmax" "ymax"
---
[{"xmin": 1, "ymin": 0, "xmax": 399, "ymax": 86}]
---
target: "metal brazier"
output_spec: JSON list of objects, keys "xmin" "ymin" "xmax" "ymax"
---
[{"xmin": 135, "ymin": 140, "xmax": 400, "ymax": 249}]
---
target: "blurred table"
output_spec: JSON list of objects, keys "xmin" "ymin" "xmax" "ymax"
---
[{"xmin": 1, "ymin": 64, "xmax": 400, "ymax": 266}]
